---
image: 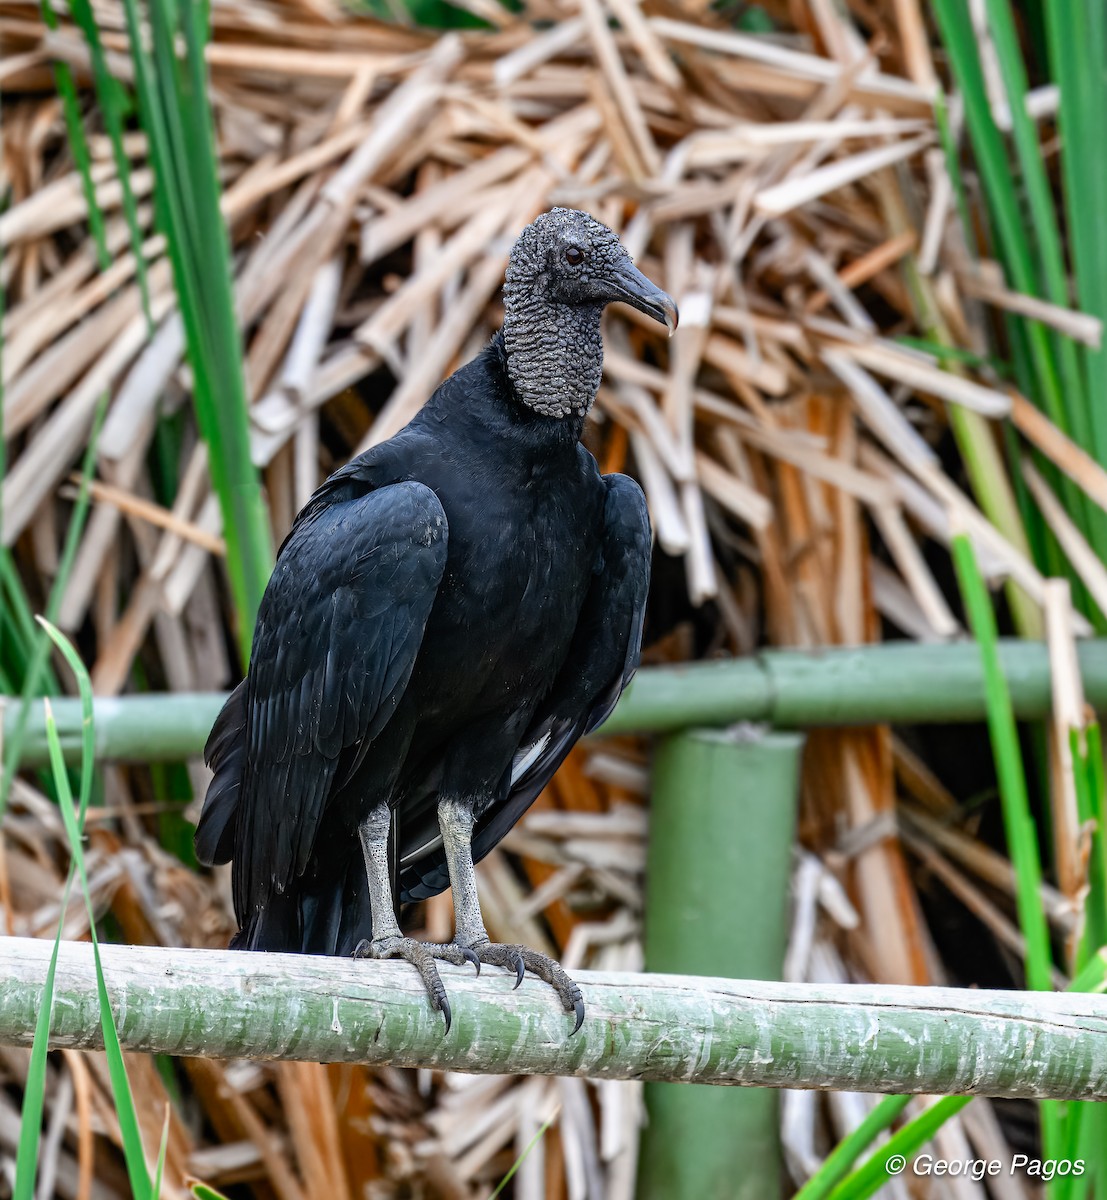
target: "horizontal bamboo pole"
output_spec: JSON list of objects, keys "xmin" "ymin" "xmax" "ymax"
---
[
  {"xmin": 7, "ymin": 639, "xmax": 1107, "ymax": 766},
  {"xmin": 3, "ymin": 937, "xmax": 1107, "ymax": 1098}
]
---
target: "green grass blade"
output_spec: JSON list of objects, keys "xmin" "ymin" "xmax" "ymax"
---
[
  {"xmin": 37, "ymin": 617, "xmax": 96, "ymax": 816},
  {"xmin": 43, "ymin": 70, "xmax": 110, "ymax": 270},
  {"xmin": 0, "ymin": 8, "xmax": 115, "ymax": 809},
  {"xmin": 1062, "ymin": 923, "xmax": 1107, "ymax": 1198},
  {"xmin": 119, "ymin": 0, "xmax": 272, "ymax": 666},
  {"xmin": 152, "ymin": 1104, "xmax": 171, "ymax": 1199},
  {"xmin": 982, "ymin": 0, "xmax": 1092, "ymax": 442},
  {"xmin": 793, "ymin": 1095, "xmax": 913, "ymax": 1200},
  {"xmin": 0, "ymin": 550, "xmax": 42, "ymax": 656},
  {"xmin": 950, "ymin": 531, "xmax": 1064, "ymax": 1173},
  {"xmin": 12, "ymin": 868, "xmax": 77, "ymax": 1200},
  {"xmin": 13, "ymin": 614, "xmax": 96, "ymax": 1199},
  {"xmin": 931, "ymin": 0, "xmax": 1066, "ymax": 431},
  {"xmin": 1070, "ymin": 948, "xmax": 1107, "ymax": 995},
  {"xmin": 486, "ymin": 1108, "xmax": 558, "ymax": 1200},
  {"xmin": 918, "ymin": 96, "xmax": 1042, "ymax": 637},
  {"xmin": 1044, "ymin": 0, "xmax": 1107, "ymax": 473},
  {"xmin": 1073, "ymin": 723, "xmax": 1107, "ymax": 966},
  {"xmin": 828, "ymin": 1096, "xmax": 973, "ymax": 1200},
  {"xmin": 65, "ymin": 0, "xmax": 154, "ymax": 328},
  {"xmin": 40, "ymin": 636, "xmax": 153, "ymax": 1200},
  {"xmin": 191, "ymin": 1184, "xmax": 233, "ymax": 1200},
  {"xmin": 980, "ymin": 0, "xmax": 1107, "ymax": 574},
  {"xmin": 950, "ymin": 532, "xmax": 1053, "ymax": 990},
  {"xmin": 0, "ymin": 395, "xmax": 110, "ymax": 816},
  {"xmin": 933, "ymin": 0, "xmax": 1103, "ymax": 605},
  {"xmin": 1063, "ymin": 718, "xmax": 1107, "ymax": 1197}
]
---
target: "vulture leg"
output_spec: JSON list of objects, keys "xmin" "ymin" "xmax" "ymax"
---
[
  {"xmin": 352, "ymin": 802, "xmax": 477, "ymax": 1033},
  {"xmin": 439, "ymin": 796, "xmax": 585, "ymax": 1033}
]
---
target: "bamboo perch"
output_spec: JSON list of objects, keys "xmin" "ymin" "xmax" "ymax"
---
[
  {"xmin": 7, "ymin": 640, "xmax": 1107, "ymax": 766},
  {"xmin": 3, "ymin": 938, "xmax": 1107, "ymax": 1099},
  {"xmin": 640, "ymin": 731, "xmax": 802, "ymax": 1198}
]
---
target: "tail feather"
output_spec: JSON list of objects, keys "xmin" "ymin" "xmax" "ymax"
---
[
  {"xmin": 195, "ymin": 681, "xmax": 248, "ymax": 866},
  {"xmin": 231, "ymin": 851, "xmax": 373, "ymax": 956},
  {"xmin": 196, "ymin": 681, "xmax": 377, "ymax": 956},
  {"xmin": 230, "ymin": 893, "xmax": 302, "ymax": 953}
]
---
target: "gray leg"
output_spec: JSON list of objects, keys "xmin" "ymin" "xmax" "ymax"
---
[
  {"xmin": 439, "ymin": 795, "xmax": 585, "ymax": 1034},
  {"xmin": 351, "ymin": 802, "xmax": 478, "ymax": 1033},
  {"xmin": 437, "ymin": 797, "xmax": 485, "ymax": 943},
  {"xmin": 357, "ymin": 802, "xmax": 403, "ymax": 941}
]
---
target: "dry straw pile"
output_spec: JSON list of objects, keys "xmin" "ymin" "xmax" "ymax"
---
[{"xmin": 1, "ymin": 0, "xmax": 1102, "ymax": 1194}]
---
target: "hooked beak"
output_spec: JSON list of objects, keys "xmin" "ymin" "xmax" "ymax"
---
[{"xmin": 608, "ymin": 260, "xmax": 679, "ymax": 336}]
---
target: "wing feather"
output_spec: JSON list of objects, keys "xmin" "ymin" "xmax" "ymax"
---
[
  {"xmin": 398, "ymin": 473, "xmax": 649, "ymax": 901},
  {"xmin": 196, "ymin": 480, "xmax": 448, "ymax": 928}
]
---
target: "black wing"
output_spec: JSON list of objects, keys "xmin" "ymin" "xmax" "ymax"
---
[
  {"xmin": 195, "ymin": 479, "xmax": 448, "ymax": 928},
  {"xmin": 399, "ymin": 473, "xmax": 650, "ymax": 901}
]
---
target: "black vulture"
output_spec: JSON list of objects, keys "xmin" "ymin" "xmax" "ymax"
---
[{"xmin": 195, "ymin": 208, "xmax": 677, "ymax": 1033}]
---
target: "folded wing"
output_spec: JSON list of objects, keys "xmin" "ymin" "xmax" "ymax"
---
[
  {"xmin": 398, "ymin": 473, "xmax": 650, "ymax": 900},
  {"xmin": 195, "ymin": 480, "xmax": 448, "ymax": 930}
]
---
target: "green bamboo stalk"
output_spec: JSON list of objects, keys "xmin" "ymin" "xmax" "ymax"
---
[
  {"xmin": 7, "ymin": 938, "xmax": 1107, "ymax": 1096},
  {"xmin": 639, "ymin": 730, "xmax": 802, "ymax": 1200},
  {"xmin": 11, "ymin": 640, "xmax": 1107, "ymax": 766}
]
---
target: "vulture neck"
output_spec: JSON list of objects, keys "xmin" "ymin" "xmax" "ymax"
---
[{"xmin": 501, "ymin": 289, "xmax": 604, "ymax": 422}]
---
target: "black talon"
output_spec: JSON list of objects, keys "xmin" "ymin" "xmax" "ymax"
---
[
  {"xmin": 460, "ymin": 947, "xmax": 481, "ymax": 974},
  {"xmin": 512, "ymin": 955, "xmax": 526, "ymax": 989},
  {"xmin": 439, "ymin": 992, "xmax": 452, "ymax": 1035},
  {"xmin": 571, "ymin": 998, "xmax": 585, "ymax": 1036}
]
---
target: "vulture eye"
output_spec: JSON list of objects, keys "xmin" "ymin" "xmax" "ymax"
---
[{"xmin": 563, "ymin": 246, "xmax": 585, "ymax": 266}]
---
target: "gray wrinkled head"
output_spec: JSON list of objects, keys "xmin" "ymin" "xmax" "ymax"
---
[{"xmin": 501, "ymin": 208, "xmax": 677, "ymax": 420}]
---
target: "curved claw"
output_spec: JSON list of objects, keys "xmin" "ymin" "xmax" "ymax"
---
[
  {"xmin": 460, "ymin": 947, "xmax": 481, "ymax": 976},
  {"xmin": 512, "ymin": 955, "xmax": 526, "ymax": 990},
  {"xmin": 570, "ymin": 998, "xmax": 585, "ymax": 1036},
  {"xmin": 439, "ymin": 992, "xmax": 452, "ymax": 1035}
]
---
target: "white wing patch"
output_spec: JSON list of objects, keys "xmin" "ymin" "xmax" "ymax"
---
[
  {"xmin": 510, "ymin": 731, "xmax": 552, "ymax": 785},
  {"xmin": 399, "ymin": 731, "xmax": 554, "ymax": 868},
  {"xmin": 400, "ymin": 833, "xmax": 442, "ymax": 867}
]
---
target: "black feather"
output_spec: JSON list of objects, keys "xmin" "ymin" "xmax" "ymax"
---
[{"xmin": 195, "ymin": 332, "xmax": 651, "ymax": 951}]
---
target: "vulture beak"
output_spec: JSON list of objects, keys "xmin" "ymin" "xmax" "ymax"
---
[{"xmin": 608, "ymin": 260, "xmax": 680, "ymax": 336}]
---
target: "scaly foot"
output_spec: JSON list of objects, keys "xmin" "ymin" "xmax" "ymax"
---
[
  {"xmin": 353, "ymin": 935, "xmax": 479, "ymax": 1033},
  {"xmin": 466, "ymin": 939, "xmax": 585, "ymax": 1034}
]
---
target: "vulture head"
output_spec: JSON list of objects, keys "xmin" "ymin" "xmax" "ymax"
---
[{"xmin": 502, "ymin": 208, "xmax": 678, "ymax": 419}]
